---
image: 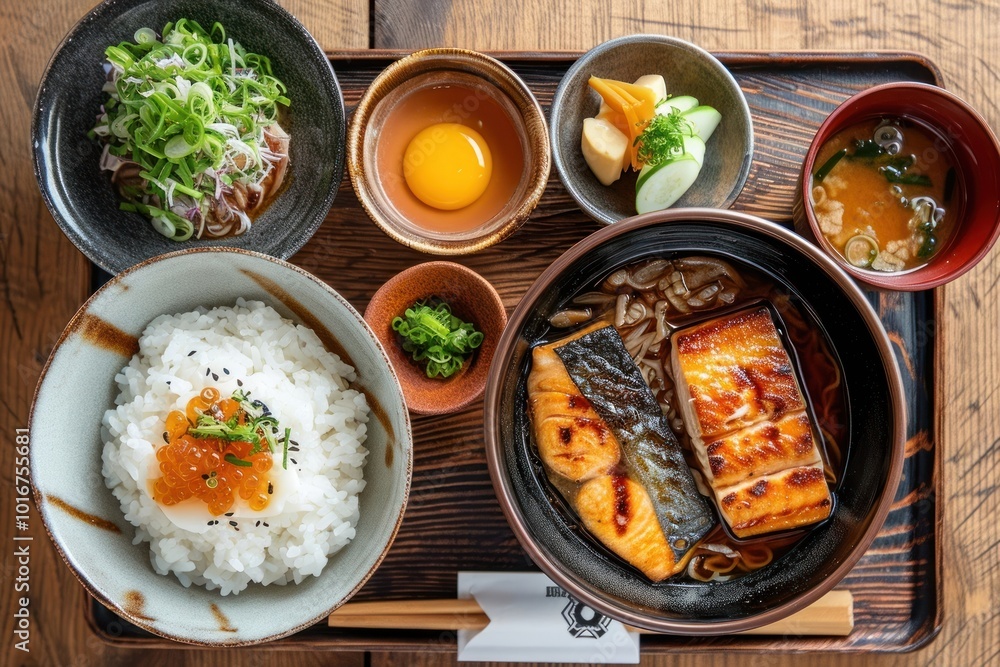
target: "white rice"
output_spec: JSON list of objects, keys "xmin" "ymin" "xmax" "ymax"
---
[{"xmin": 101, "ymin": 299, "xmax": 369, "ymax": 595}]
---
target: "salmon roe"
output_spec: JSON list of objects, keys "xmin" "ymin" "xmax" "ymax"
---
[{"xmin": 151, "ymin": 387, "xmax": 274, "ymax": 516}]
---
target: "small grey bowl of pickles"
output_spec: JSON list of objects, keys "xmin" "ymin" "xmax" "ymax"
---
[{"xmin": 549, "ymin": 34, "xmax": 754, "ymax": 225}]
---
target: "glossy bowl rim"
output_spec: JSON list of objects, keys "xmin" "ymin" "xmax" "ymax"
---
[
  {"xmin": 347, "ymin": 47, "xmax": 551, "ymax": 255},
  {"xmin": 483, "ymin": 207, "xmax": 906, "ymax": 634},
  {"xmin": 363, "ymin": 260, "xmax": 508, "ymax": 415},
  {"xmin": 549, "ymin": 34, "xmax": 755, "ymax": 226},
  {"xmin": 28, "ymin": 246, "xmax": 413, "ymax": 646},
  {"xmin": 799, "ymin": 81, "xmax": 1000, "ymax": 290},
  {"xmin": 30, "ymin": 0, "xmax": 346, "ymax": 275}
]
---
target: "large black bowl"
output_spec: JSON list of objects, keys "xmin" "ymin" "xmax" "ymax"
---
[
  {"xmin": 484, "ymin": 208, "xmax": 906, "ymax": 634},
  {"xmin": 32, "ymin": 0, "xmax": 344, "ymax": 274}
]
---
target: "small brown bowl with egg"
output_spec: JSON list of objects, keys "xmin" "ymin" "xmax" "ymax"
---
[
  {"xmin": 347, "ymin": 49, "xmax": 550, "ymax": 255},
  {"xmin": 794, "ymin": 81, "xmax": 1000, "ymax": 290}
]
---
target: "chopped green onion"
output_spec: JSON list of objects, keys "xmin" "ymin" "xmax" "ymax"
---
[
  {"xmin": 189, "ymin": 389, "xmax": 289, "ymax": 458},
  {"xmin": 844, "ymin": 235, "xmax": 880, "ymax": 268},
  {"xmin": 91, "ymin": 18, "xmax": 289, "ymax": 242},
  {"xmin": 282, "ymin": 428, "xmax": 290, "ymax": 470},
  {"xmin": 391, "ymin": 301, "xmax": 484, "ymax": 379},
  {"xmin": 224, "ymin": 453, "xmax": 252, "ymax": 467}
]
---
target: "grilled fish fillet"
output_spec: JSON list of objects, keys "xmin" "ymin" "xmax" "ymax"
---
[
  {"xmin": 716, "ymin": 464, "xmax": 833, "ymax": 538},
  {"xmin": 529, "ymin": 326, "xmax": 621, "ymax": 482},
  {"xmin": 671, "ymin": 305, "xmax": 832, "ymax": 538},
  {"xmin": 701, "ymin": 411, "xmax": 821, "ymax": 489},
  {"xmin": 671, "ymin": 306, "xmax": 805, "ymax": 447},
  {"xmin": 574, "ymin": 474, "xmax": 678, "ymax": 581}
]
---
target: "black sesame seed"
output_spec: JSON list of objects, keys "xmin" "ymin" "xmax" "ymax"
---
[
  {"xmin": 237, "ymin": 379, "xmax": 243, "ymax": 387},
  {"xmin": 267, "ymin": 483, "xmax": 273, "ymax": 495},
  {"xmin": 207, "ymin": 521, "xmax": 213, "ymax": 526},
  {"xmin": 290, "ymin": 458, "xmax": 297, "ymax": 465},
  {"xmin": 201, "ymin": 474, "xmax": 208, "ymax": 480},
  {"xmin": 166, "ymin": 381, "xmax": 171, "ymax": 385},
  {"xmin": 212, "ymin": 373, "xmax": 219, "ymax": 381},
  {"xmin": 162, "ymin": 431, "xmax": 169, "ymax": 443},
  {"xmin": 225, "ymin": 512, "xmax": 234, "ymax": 517},
  {"xmin": 205, "ymin": 368, "xmax": 211, "ymax": 377},
  {"xmin": 255, "ymin": 521, "xmax": 261, "ymax": 527},
  {"xmin": 223, "ymin": 368, "xmax": 230, "ymax": 375},
  {"xmin": 229, "ymin": 521, "xmax": 238, "ymax": 527},
  {"xmin": 188, "ymin": 350, "xmax": 196, "ymax": 357}
]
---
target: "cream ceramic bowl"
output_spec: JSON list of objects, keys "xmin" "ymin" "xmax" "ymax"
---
[{"xmin": 29, "ymin": 248, "xmax": 412, "ymax": 645}]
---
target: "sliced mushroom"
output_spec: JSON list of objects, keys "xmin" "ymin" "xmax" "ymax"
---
[
  {"xmin": 695, "ymin": 283, "xmax": 721, "ymax": 301},
  {"xmin": 614, "ymin": 293, "xmax": 630, "ymax": 326},
  {"xmin": 548, "ymin": 309, "xmax": 593, "ymax": 328},
  {"xmin": 624, "ymin": 300, "xmax": 648, "ymax": 325},
  {"xmin": 718, "ymin": 287, "xmax": 739, "ymax": 305},
  {"xmin": 673, "ymin": 257, "xmax": 742, "ymax": 292},
  {"xmin": 112, "ymin": 162, "xmax": 143, "ymax": 187},
  {"xmin": 605, "ymin": 268, "xmax": 629, "ymax": 290},
  {"xmin": 572, "ymin": 292, "xmax": 616, "ymax": 306},
  {"xmin": 652, "ymin": 300, "xmax": 669, "ymax": 343},
  {"xmin": 664, "ymin": 288, "xmax": 691, "ymax": 314},
  {"xmin": 627, "ymin": 259, "xmax": 673, "ymax": 289}
]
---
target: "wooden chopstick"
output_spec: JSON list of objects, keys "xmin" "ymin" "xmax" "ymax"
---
[{"xmin": 328, "ymin": 589, "xmax": 854, "ymax": 636}]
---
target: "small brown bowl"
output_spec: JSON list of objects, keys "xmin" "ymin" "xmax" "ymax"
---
[
  {"xmin": 364, "ymin": 262, "xmax": 507, "ymax": 415},
  {"xmin": 347, "ymin": 49, "xmax": 550, "ymax": 255}
]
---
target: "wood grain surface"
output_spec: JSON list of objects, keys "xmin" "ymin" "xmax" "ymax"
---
[{"xmin": 2, "ymin": 1, "xmax": 997, "ymax": 667}]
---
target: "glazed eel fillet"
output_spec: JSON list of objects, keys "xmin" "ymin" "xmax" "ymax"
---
[
  {"xmin": 528, "ymin": 323, "xmax": 713, "ymax": 581},
  {"xmin": 670, "ymin": 305, "xmax": 833, "ymax": 538}
]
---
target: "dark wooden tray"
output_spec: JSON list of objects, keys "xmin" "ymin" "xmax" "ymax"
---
[{"xmin": 87, "ymin": 49, "xmax": 943, "ymax": 654}]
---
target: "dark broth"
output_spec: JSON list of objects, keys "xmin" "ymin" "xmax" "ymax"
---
[{"xmin": 533, "ymin": 254, "xmax": 849, "ymax": 583}]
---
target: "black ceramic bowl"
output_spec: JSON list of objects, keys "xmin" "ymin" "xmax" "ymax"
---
[
  {"xmin": 484, "ymin": 208, "xmax": 905, "ymax": 634},
  {"xmin": 32, "ymin": 0, "xmax": 344, "ymax": 274}
]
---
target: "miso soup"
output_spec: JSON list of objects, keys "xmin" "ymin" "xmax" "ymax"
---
[{"xmin": 811, "ymin": 118, "xmax": 962, "ymax": 272}]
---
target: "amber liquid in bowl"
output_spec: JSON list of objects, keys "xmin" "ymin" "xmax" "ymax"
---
[{"xmin": 373, "ymin": 77, "xmax": 525, "ymax": 235}]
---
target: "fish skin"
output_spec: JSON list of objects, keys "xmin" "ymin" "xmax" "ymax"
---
[{"xmin": 555, "ymin": 325, "xmax": 715, "ymax": 562}]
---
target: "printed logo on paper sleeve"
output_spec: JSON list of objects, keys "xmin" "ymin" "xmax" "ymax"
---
[{"xmin": 547, "ymin": 586, "xmax": 612, "ymax": 639}]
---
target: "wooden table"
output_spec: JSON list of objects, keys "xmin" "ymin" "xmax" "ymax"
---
[{"xmin": 1, "ymin": 1, "xmax": 996, "ymax": 665}]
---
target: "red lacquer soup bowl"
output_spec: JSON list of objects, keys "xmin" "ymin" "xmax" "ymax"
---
[{"xmin": 795, "ymin": 82, "xmax": 1000, "ymax": 290}]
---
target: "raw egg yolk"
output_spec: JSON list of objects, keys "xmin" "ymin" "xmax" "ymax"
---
[{"xmin": 403, "ymin": 123, "xmax": 493, "ymax": 210}]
